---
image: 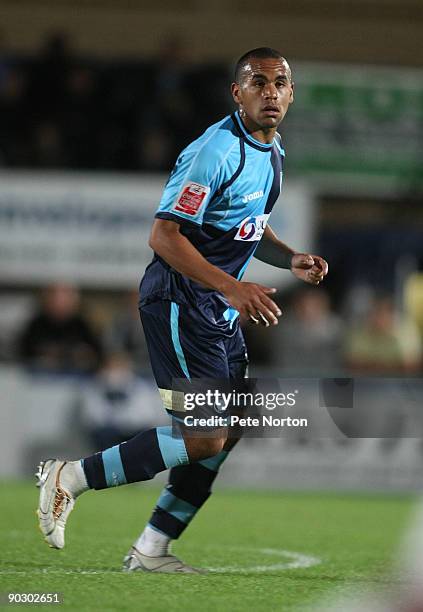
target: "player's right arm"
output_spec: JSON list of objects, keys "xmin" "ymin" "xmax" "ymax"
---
[
  {"xmin": 149, "ymin": 219, "xmax": 281, "ymax": 326},
  {"xmin": 149, "ymin": 219, "xmax": 282, "ymax": 325}
]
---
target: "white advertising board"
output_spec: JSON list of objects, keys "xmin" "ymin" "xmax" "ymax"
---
[{"xmin": 0, "ymin": 171, "xmax": 314, "ymax": 289}]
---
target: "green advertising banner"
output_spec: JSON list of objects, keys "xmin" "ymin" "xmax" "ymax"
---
[{"xmin": 283, "ymin": 62, "xmax": 423, "ymax": 187}]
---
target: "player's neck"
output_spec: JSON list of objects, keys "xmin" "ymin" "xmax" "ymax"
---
[{"xmin": 238, "ymin": 113, "xmax": 276, "ymax": 144}]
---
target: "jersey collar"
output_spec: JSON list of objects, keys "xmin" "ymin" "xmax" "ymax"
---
[{"xmin": 232, "ymin": 111, "xmax": 274, "ymax": 152}]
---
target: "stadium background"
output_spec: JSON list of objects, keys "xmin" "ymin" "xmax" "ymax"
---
[{"xmin": 0, "ymin": 1, "xmax": 423, "ymax": 610}]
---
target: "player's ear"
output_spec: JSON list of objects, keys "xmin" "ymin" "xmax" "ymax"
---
[
  {"xmin": 289, "ymin": 81, "xmax": 294, "ymax": 104},
  {"xmin": 231, "ymin": 82, "xmax": 241, "ymax": 105}
]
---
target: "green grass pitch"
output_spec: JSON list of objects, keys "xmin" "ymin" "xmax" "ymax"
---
[{"xmin": 0, "ymin": 482, "xmax": 416, "ymax": 611}]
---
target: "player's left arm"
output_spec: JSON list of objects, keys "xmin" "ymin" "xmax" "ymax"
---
[{"xmin": 254, "ymin": 225, "xmax": 328, "ymax": 285}]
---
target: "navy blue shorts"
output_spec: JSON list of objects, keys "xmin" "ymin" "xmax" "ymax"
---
[{"xmin": 139, "ymin": 299, "xmax": 248, "ymax": 418}]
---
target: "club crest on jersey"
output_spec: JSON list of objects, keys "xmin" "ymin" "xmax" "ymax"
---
[
  {"xmin": 173, "ymin": 182, "xmax": 210, "ymax": 216},
  {"xmin": 235, "ymin": 214, "xmax": 269, "ymax": 241}
]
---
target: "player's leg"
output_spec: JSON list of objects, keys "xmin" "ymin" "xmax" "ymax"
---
[
  {"xmin": 36, "ymin": 300, "xmax": 226, "ymax": 553},
  {"xmin": 36, "ymin": 423, "xmax": 224, "ymax": 550},
  {"xmin": 126, "ymin": 326, "xmax": 248, "ymax": 568}
]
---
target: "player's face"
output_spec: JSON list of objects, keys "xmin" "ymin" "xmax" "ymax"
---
[{"xmin": 232, "ymin": 57, "xmax": 294, "ymax": 134}]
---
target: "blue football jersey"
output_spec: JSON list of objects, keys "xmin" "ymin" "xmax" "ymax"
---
[{"xmin": 140, "ymin": 111, "xmax": 285, "ymax": 335}]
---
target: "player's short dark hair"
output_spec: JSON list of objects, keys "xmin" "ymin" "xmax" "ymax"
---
[{"xmin": 235, "ymin": 47, "xmax": 288, "ymax": 82}]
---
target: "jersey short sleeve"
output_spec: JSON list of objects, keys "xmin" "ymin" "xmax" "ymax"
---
[{"xmin": 155, "ymin": 140, "xmax": 226, "ymax": 227}]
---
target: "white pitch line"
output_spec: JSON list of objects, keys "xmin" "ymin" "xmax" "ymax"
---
[
  {"xmin": 0, "ymin": 547, "xmax": 321, "ymax": 576},
  {"xmin": 0, "ymin": 569, "xmax": 123, "ymax": 575},
  {"xmin": 206, "ymin": 547, "xmax": 321, "ymax": 573}
]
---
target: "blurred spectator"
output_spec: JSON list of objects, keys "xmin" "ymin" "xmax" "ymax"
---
[
  {"xmin": 18, "ymin": 283, "xmax": 103, "ymax": 375},
  {"xmin": 137, "ymin": 35, "xmax": 193, "ymax": 167},
  {"xmin": 28, "ymin": 32, "xmax": 72, "ymax": 122},
  {"xmin": 153, "ymin": 35, "xmax": 193, "ymax": 136},
  {"xmin": 103, "ymin": 290, "xmax": 150, "ymax": 372},
  {"xmin": 269, "ymin": 288, "xmax": 344, "ymax": 375},
  {"xmin": 0, "ymin": 29, "xmax": 13, "ymax": 87},
  {"xmin": 62, "ymin": 64, "xmax": 100, "ymax": 168},
  {"xmin": 79, "ymin": 351, "xmax": 163, "ymax": 451},
  {"xmin": 404, "ymin": 272, "xmax": 423, "ymax": 339},
  {"xmin": 0, "ymin": 293, "xmax": 36, "ymax": 362},
  {"xmin": 32, "ymin": 120, "xmax": 67, "ymax": 167},
  {"xmin": 0, "ymin": 66, "xmax": 31, "ymax": 165},
  {"xmin": 344, "ymin": 295, "xmax": 422, "ymax": 375},
  {"xmin": 137, "ymin": 125, "xmax": 174, "ymax": 171}
]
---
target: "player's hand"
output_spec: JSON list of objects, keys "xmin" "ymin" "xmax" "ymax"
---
[
  {"xmin": 223, "ymin": 281, "xmax": 282, "ymax": 327},
  {"xmin": 290, "ymin": 254, "xmax": 328, "ymax": 285}
]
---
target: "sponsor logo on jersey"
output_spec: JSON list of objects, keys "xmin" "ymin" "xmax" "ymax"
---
[
  {"xmin": 234, "ymin": 214, "xmax": 269, "ymax": 241},
  {"xmin": 242, "ymin": 190, "xmax": 264, "ymax": 204},
  {"xmin": 173, "ymin": 182, "xmax": 210, "ymax": 216}
]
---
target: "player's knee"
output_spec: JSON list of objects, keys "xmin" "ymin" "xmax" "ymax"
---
[
  {"xmin": 184, "ymin": 436, "xmax": 226, "ymax": 462},
  {"xmin": 201, "ymin": 437, "xmax": 226, "ymax": 459}
]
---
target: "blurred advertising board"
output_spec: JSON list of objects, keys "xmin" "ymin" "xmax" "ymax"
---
[
  {"xmin": 284, "ymin": 62, "xmax": 423, "ymax": 188},
  {"xmin": 0, "ymin": 172, "xmax": 313, "ymax": 289}
]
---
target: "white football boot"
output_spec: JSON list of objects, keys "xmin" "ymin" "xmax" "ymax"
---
[
  {"xmin": 122, "ymin": 546, "xmax": 206, "ymax": 574},
  {"xmin": 36, "ymin": 459, "xmax": 75, "ymax": 549}
]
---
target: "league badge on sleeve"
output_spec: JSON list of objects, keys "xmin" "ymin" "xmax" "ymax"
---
[{"xmin": 173, "ymin": 182, "xmax": 210, "ymax": 216}]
